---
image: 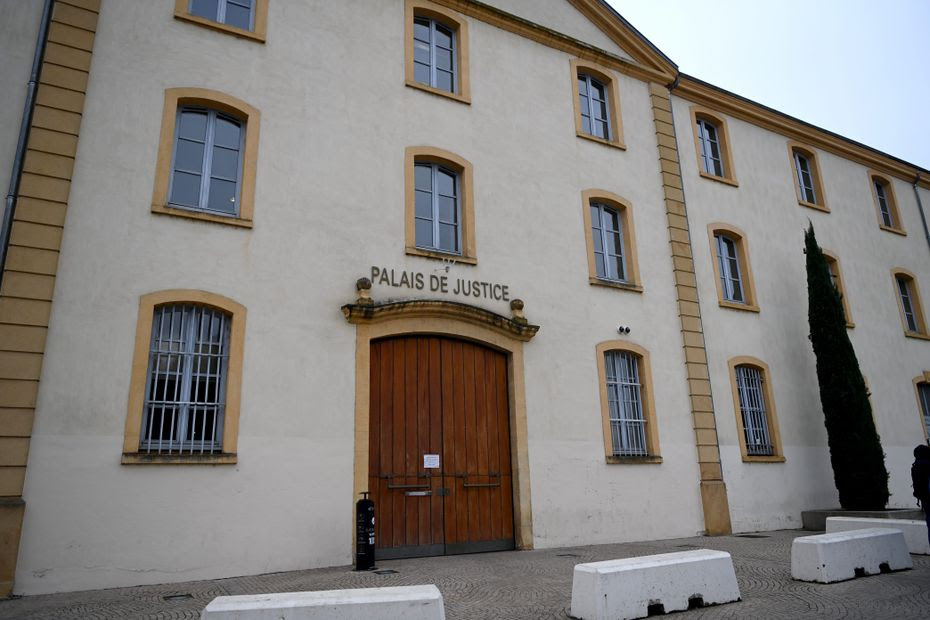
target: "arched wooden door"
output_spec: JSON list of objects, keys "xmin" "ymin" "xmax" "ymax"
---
[{"xmin": 369, "ymin": 336, "xmax": 514, "ymax": 559}]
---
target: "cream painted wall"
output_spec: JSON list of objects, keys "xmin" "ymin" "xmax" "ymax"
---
[
  {"xmin": 16, "ymin": 0, "xmax": 704, "ymax": 595},
  {"xmin": 0, "ymin": 1, "xmax": 44, "ymax": 204},
  {"xmin": 491, "ymin": 0, "xmax": 633, "ymax": 61},
  {"xmin": 671, "ymin": 95, "xmax": 930, "ymax": 532}
]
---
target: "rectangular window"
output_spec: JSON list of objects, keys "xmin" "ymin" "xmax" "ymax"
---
[
  {"xmin": 794, "ymin": 152, "xmax": 817, "ymax": 204},
  {"xmin": 697, "ymin": 118, "xmax": 723, "ymax": 177},
  {"xmin": 141, "ymin": 304, "xmax": 230, "ymax": 454},
  {"xmin": 413, "ymin": 17, "xmax": 456, "ymax": 93},
  {"xmin": 604, "ymin": 351, "xmax": 647, "ymax": 457},
  {"xmin": 189, "ymin": 0, "xmax": 255, "ymax": 31},
  {"xmin": 715, "ymin": 234, "xmax": 744, "ymax": 303},
  {"xmin": 875, "ymin": 181, "xmax": 893, "ymax": 227},
  {"xmin": 578, "ymin": 73, "xmax": 610, "ymax": 140},
  {"xmin": 898, "ymin": 276, "xmax": 919, "ymax": 332},
  {"xmin": 920, "ymin": 382, "xmax": 930, "ymax": 437},
  {"xmin": 591, "ymin": 203, "xmax": 626, "ymax": 282},
  {"xmin": 735, "ymin": 365, "xmax": 774, "ymax": 456},
  {"xmin": 169, "ymin": 107, "xmax": 244, "ymax": 216},
  {"xmin": 414, "ymin": 162, "xmax": 460, "ymax": 254}
]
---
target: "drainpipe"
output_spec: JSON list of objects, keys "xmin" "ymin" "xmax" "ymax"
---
[
  {"xmin": 0, "ymin": 0, "xmax": 55, "ymax": 290},
  {"xmin": 913, "ymin": 174, "xmax": 930, "ymax": 255}
]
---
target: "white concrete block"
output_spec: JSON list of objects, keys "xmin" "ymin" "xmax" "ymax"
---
[
  {"xmin": 200, "ymin": 585, "xmax": 445, "ymax": 620},
  {"xmin": 570, "ymin": 549, "xmax": 740, "ymax": 620},
  {"xmin": 826, "ymin": 516, "xmax": 930, "ymax": 555},
  {"xmin": 791, "ymin": 528, "xmax": 912, "ymax": 583}
]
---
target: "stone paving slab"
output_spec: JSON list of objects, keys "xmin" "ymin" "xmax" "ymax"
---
[{"xmin": 1, "ymin": 529, "xmax": 928, "ymax": 619}]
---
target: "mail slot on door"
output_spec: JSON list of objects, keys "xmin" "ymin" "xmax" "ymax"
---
[{"xmin": 405, "ymin": 490, "xmax": 432, "ymax": 496}]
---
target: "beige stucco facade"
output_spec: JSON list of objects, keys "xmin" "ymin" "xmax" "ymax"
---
[{"xmin": 1, "ymin": 0, "xmax": 928, "ymax": 597}]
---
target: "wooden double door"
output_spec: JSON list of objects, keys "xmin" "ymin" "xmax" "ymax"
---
[{"xmin": 369, "ymin": 336, "xmax": 514, "ymax": 559}]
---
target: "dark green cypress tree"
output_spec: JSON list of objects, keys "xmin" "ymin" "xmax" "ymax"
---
[{"xmin": 805, "ymin": 223, "xmax": 889, "ymax": 509}]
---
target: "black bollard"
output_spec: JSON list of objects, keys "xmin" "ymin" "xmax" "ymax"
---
[{"xmin": 355, "ymin": 491, "xmax": 376, "ymax": 571}]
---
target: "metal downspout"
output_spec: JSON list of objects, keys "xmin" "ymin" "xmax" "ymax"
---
[
  {"xmin": 0, "ymin": 0, "xmax": 55, "ymax": 290},
  {"xmin": 913, "ymin": 174, "xmax": 930, "ymax": 255}
]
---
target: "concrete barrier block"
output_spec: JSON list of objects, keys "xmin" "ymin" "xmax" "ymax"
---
[
  {"xmin": 570, "ymin": 549, "xmax": 740, "ymax": 620},
  {"xmin": 201, "ymin": 584, "xmax": 445, "ymax": 620},
  {"xmin": 826, "ymin": 516, "xmax": 929, "ymax": 555},
  {"xmin": 791, "ymin": 528, "xmax": 912, "ymax": 583}
]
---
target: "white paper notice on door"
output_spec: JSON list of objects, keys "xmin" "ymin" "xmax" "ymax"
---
[{"xmin": 423, "ymin": 454, "xmax": 440, "ymax": 469}]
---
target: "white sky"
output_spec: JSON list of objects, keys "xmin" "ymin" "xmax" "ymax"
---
[{"xmin": 605, "ymin": 0, "xmax": 930, "ymax": 170}]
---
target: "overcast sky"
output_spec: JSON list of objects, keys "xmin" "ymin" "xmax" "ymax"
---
[{"xmin": 605, "ymin": 0, "xmax": 930, "ymax": 171}]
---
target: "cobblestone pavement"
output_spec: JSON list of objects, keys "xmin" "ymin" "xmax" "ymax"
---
[{"xmin": 1, "ymin": 529, "xmax": 928, "ymax": 619}]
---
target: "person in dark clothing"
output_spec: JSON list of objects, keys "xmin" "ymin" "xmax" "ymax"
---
[{"xmin": 912, "ymin": 444, "xmax": 930, "ymax": 546}]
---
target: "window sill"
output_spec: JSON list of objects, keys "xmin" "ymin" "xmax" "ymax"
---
[
  {"xmin": 606, "ymin": 455, "xmax": 662, "ymax": 465},
  {"xmin": 152, "ymin": 203, "xmax": 253, "ymax": 229},
  {"xmin": 589, "ymin": 277, "xmax": 642, "ymax": 293},
  {"xmin": 718, "ymin": 299, "xmax": 760, "ymax": 313},
  {"xmin": 576, "ymin": 131, "xmax": 626, "ymax": 151},
  {"xmin": 122, "ymin": 453, "xmax": 237, "ymax": 465},
  {"xmin": 406, "ymin": 246, "xmax": 477, "ymax": 265},
  {"xmin": 845, "ymin": 321, "xmax": 856, "ymax": 329},
  {"xmin": 879, "ymin": 224, "xmax": 907, "ymax": 237},
  {"xmin": 798, "ymin": 199, "xmax": 829, "ymax": 213},
  {"xmin": 904, "ymin": 330, "xmax": 930, "ymax": 341},
  {"xmin": 741, "ymin": 455, "xmax": 786, "ymax": 463},
  {"xmin": 405, "ymin": 81, "xmax": 471, "ymax": 105},
  {"xmin": 174, "ymin": 12, "xmax": 266, "ymax": 42},
  {"xmin": 698, "ymin": 171, "xmax": 739, "ymax": 187}
]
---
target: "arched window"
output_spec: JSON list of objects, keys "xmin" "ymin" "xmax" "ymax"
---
[
  {"xmin": 405, "ymin": 0, "xmax": 470, "ymax": 103},
  {"xmin": 581, "ymin": 190, "xmax": 641, "ymax": 291},
  {"xmin": 405, "ymin": 146, "xmax": 476, "ymax": 263},
  {"xmin": 152, "ymin": 88, "xmax": 260, "ymax": 228},
  {"xmin": 916, "ymin": 373, "xmax": 930, "ymax": 441},
  {"xmin": 870, "ymin": 172, "xmax": 905, "ymax": 234},
  {"xmin": 823, "ymin": 251, "xmax": 854, "ymax": 327},
  {"xmin": 174, "ymin": 0, "xmax": 268, "ymax": 42},
  {"xmin": 690, "ymin": 107, "xmax": 737, "ymax": 185},
  {"xmin": 570, "ymin": 60, "xmax": 625, "ymax": 149},
  {"xmin": 788, "ymin": 142, "xmax": 828, "ymax": 211},
  {"xmin": 893, "ymin": 269, "xmax": 928, "ymax": 338},
  {"xmin": 123, "ymin": 290, "xmax": 246, "ymax": 464},
  {"xmin": 595, "ymin": 342, "xmax": 660, "ymax": 463},
  {"xmin": 709, "ymin": 224, "xmax": 759, "ymax": 311},
  {"xmin": 728, "ymin": 357, "xmax": 784, "ymax": 462}
]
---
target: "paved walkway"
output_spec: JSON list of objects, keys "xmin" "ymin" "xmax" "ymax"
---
[{"xmin": 1, "ymin": 529, "xmax": 928, "ymax": 619}]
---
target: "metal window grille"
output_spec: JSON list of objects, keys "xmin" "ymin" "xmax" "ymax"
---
[
  {"xmin": 697, "ymin": 119, "xmax": 723, "ymax": 176},
  {"xmin": 414, "ymin": 162, "xmax": 460, "ymax": 254},
  {"xmin": 189, "ymin": 0, "xmax": 255, "ymax": 31},
  {"xmin": 578, "ymin": 73, "xmax": 611, "ymax": 140},
  {"xmin": 875, "ymin": 181, "xmax": 893, "ymax": 227},
  {"xmin": 715, "ymin": 234, "xmax": 744, "ymax": 302},
  {"xmin": 605, "ymin": 351, "xmax": 647, "ymax": 457},
  {"xmin": 590, "ymin": 202, "xmax": 626, "ymax": 282},
  {"xmin": 412, "ymin": 17, "xmax": 456, "ymax": 93},
  {"xmin": 140, "ymin": 304, "xmax": 230, "ymax": 454},
  {"xmin": 735, "ymin": 365, "xmax": 774, "ymax": 456},
  {"xmin": 794, "ymin": 152, "xmax": 817, "ymax": 203},
  {"xmin": 897, "ymin": 276, "xmax": 918, "ymax": 332},
  {"xmin": 169, "ymin": 106, "xmax": 244, "ymax": 216},
  {"xmin": 919, "ymin": 383, "xmax": 930, "ymax": 438}
]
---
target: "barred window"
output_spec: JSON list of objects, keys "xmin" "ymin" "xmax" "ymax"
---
[
  {"xmin": 141, "ymin": 304, "xmax": 230, "ymax": 454},
  {"xmin": 604, "ymin": 351, "xmax": 647, "ymax": 457},
  {"xmin": 735, "ymin": 365, "xmax": 774, "ymax": 456}
]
